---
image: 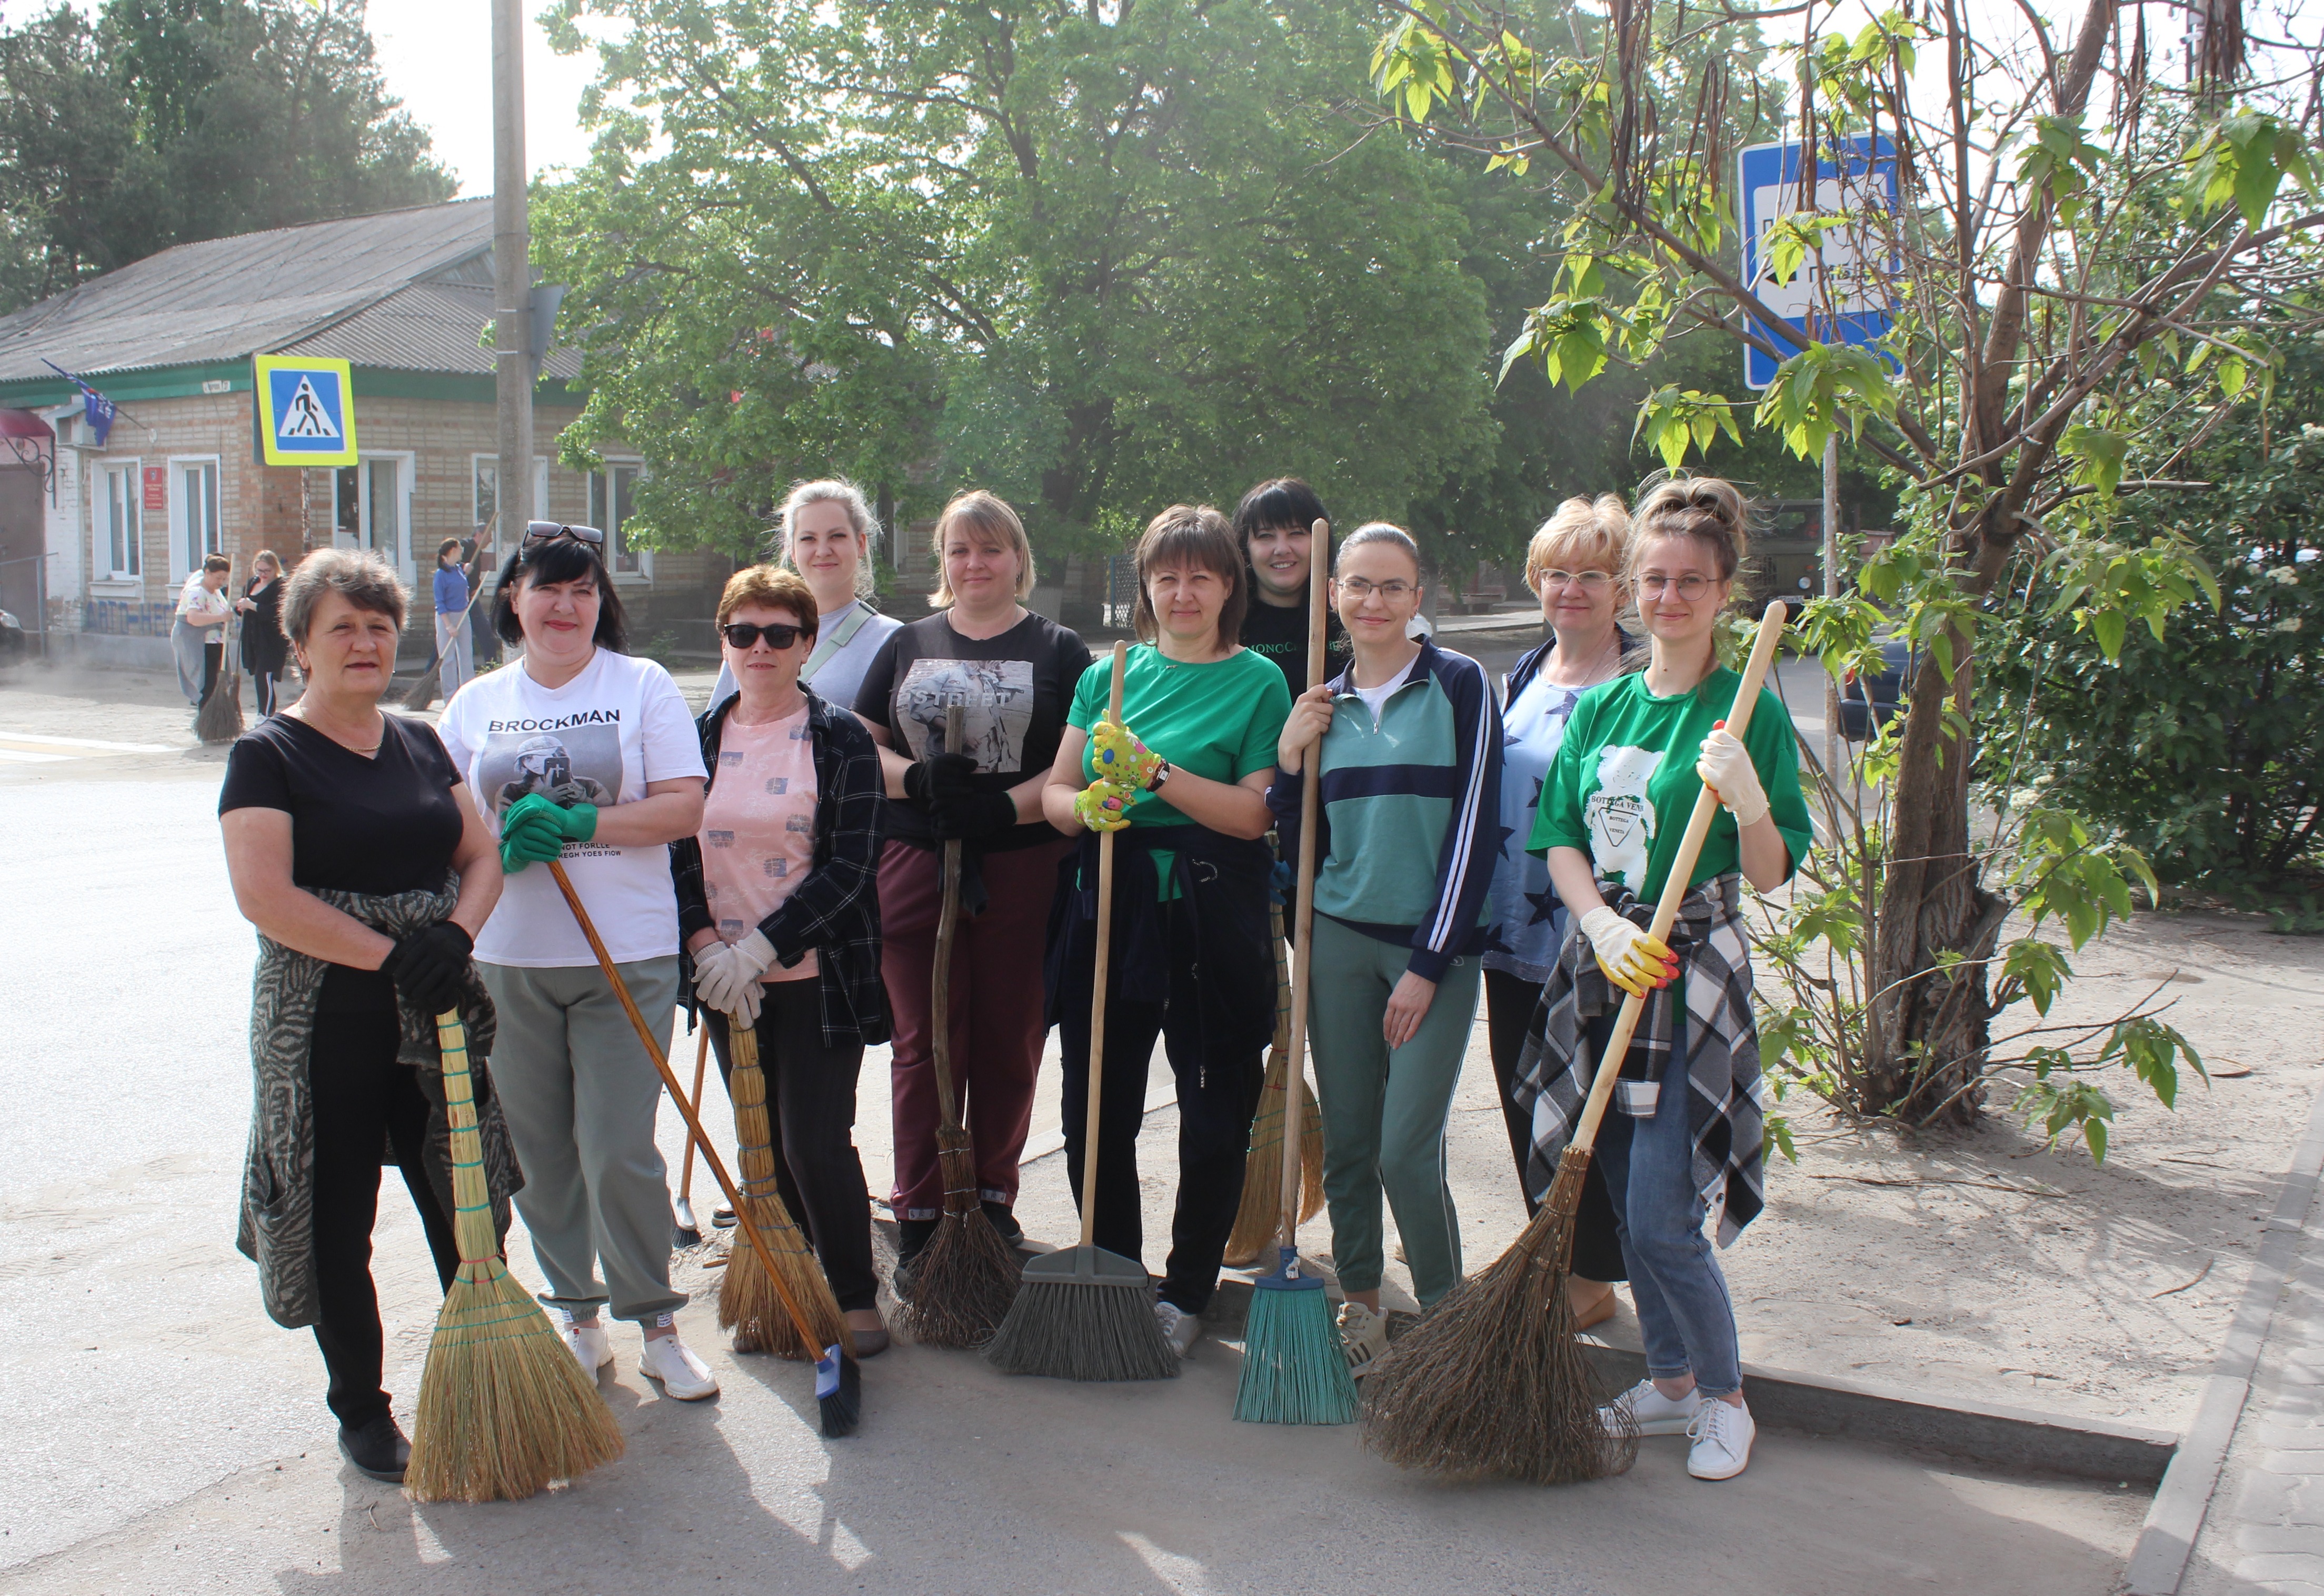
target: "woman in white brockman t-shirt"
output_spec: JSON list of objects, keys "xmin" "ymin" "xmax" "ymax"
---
[
  {"xmin": 709, "ymin": 477, "xmax": 902, "ymax": 716},
  {"xmin": 435, "ymin": 526, "xmax": 717, "ymax": 1400}
]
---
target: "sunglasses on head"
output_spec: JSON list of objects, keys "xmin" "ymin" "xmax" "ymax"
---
[
  {"xmin": 524, "ymin": 521, "xmax": 605, "ymax": 547},
  {"xmin": 721, "ymin": 620, "xmax": 805, "ymax": 651}
]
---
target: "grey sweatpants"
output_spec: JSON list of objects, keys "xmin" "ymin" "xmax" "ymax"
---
[{"xmin": 480, "ymin": 957, "xmax": 685, "ymax": 1322}]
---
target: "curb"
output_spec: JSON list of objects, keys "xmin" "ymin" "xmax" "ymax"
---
[
  {"xmin": 2118, "ymin": 1080, "xmax": 2324, "ymax": 1595},
  {"xmin": 1199, "ymin": 1276, "xmax": 2176, "ymax": 1485}
]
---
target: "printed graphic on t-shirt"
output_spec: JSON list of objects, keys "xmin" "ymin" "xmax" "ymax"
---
[
  {"xmin": 895, "ymin": 657, "xmax": 1035, "ymax": 771},
  {"xmin": 474, "ymin": 715, "xmax": 624, "ymax": 818},
  {"xmin": 1586, "ymin": 743, "xmax": 1661, "ymax": 894}
]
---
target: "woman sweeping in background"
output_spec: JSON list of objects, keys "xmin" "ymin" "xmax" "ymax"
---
[
  {"xmin": 1270, "ymin": 523, "xmax": 1500, "ymax": 1377},
  {"xmin": 235, "ymin": 550, "xmax": 288, "ymax": 717},
  {"xmin": 433, "ymin": 538, "xmax": 473, "ymax": 700},
  {"xmin": 220, "ymin": 549, "xmax": 508, "ymax": 1484},
  {"xmin": 711, "ymin": 478, "xmax": 903, "ymax": 716},
  {"xmin": 1520, "ymin": 477, "xmax": 1811, "ymax": 1482},
  {"xmin": 435, "ymin": 524, "xmax": 717, "ymax": 1400},
  {"xmin": 1041, "ymin": 503, "xmax": 1289, "ymax": 1359},
  {"xmin": 175, "ymin": 553, "xmax": 233, "ymax": 713},
  {"xmin": 673, "ymin": 564, "xmax": 893, "ymax": 1355},
  {"xmin": 1483, "ymin": 496, "xmax": 1642, "ymax": 1332},
  {"xmin": 856, "ymin": 490, "xmax": 1090, "ymax": 1285}
]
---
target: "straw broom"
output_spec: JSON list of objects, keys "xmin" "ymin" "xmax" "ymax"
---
[
  {"xmin": 406, "ymin": 1009, "xmax": 626, "ymax": 1502},
  {"xmin": 194, "ymin": 623, "xmax": 244, "ymax": 745},
  {"xmin": 671, "ymin": 1023, "xmax": 710, "ymax": 1249},
  {"xmin": 1234, "ymin": 517, "xmax": 1358, "ymax": 1427},
  {"xmin": 544, "ymin": 861, "xmax": 863, "ymax": 1435},
  {"xmin": 894, "ymin": 704, "xmax": 1024, "ymax": 1347},
  {"xmin": 985, "ymin": 642, "xmax": 1180, "ymax": 1382},
  {"xmin": 717, "ymin": 1016, "xmax": 852, "ymax": 1360},
  {"xmin": 1359, "ymin": 602, "xmax": 1791, "ymax": 1484},
  {"xmin": 1220, "ymin": 904, "xmax": 1325, "ymax": 1269}
]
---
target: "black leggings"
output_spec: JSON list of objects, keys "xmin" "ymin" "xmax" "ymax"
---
[
  {"xmin": 703, "ymin": 982, "xmax": 878, "ymax": 1313},
  {"xmin": 1058, "ymin": 900, "xmax": 1264, "ymax": 1315},
  {"xmin": 308, "ymin": 1009, "xmax": 461, "ymax": 1429},
  {"xmin": 1482, "ymin": 968, "xmax": 1627, "ymax": 1284}
]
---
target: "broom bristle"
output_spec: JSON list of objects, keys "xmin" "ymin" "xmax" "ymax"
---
[
  {"xmin": 984, "ymin": 1248, "xmax": 1181, "ymax": 1383},
  {"xmin": 1360, "ymin": 1148, "xmax": 1638, "ymax": 1484},
  {"xmin": 1222, "ymin": 1064, "xmax": 1326, "ymax": 1268},
  {"xmin": 720, "ymin": 1192, "xmax": 849, "ymax": 1360},
  {"xmin": 401, "ymin": 667, "xmax": 443, "ymax": 712},
  {"xmin": 1233, "ymin": 1253, "xmax": 1358, "ymax": 1425},
  {"xmin": 194, "ymin": 667, "xmax": 244, "ymax": 745},
  {"xmin": 893, "ymin": 1131, "xmax": 1022, "ymax": 1347},
  {"xmin": 405, "ymin": 1257, "xmax": 627, "ymax": 1502},
  {"xmin": 815, "ymin": 1343, "xmax": 863, "ymax": 1437}
]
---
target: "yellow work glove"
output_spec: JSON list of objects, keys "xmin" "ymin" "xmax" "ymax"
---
[
  {"xmin": 1089, "ymin": 719, "xmax": 1163, "ymax": 792},
  {"xmin": 1073, "ymin": 778, "xmax": 1136, "ymax": 833},
  {"xmin": 1578, "ymin": 906, "xmax": 1679, "ymax": 999}
]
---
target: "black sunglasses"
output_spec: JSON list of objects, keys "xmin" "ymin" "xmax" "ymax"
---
[
  {"xmin": 524, "ymin": 521, "xmax": 605, "ymax": 547},
  {"xmin": 721, "ymin": 620, "xmax": 805, "ymax": 651}
]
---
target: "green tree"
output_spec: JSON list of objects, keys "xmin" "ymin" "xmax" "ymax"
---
[
  {"xmin": 536, "ymin": 0, "xmax": 1496, "ymax": 561},
  {"xmin": 0, "ymin": 0, "xmax": 454, "ymax": 313}
]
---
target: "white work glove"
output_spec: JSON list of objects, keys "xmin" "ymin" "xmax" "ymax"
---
[
  {"xmin": 1696, "ymin": 725, "xmax": 1770, "ymax": 827},
  {"xmin": 1578, "ymin": 905, "xmax": 1678, "ymax": 1000},
  {"xmin": 691, "ymin": 940, "xmax": 763, "ymax": 1028},
  {"xmin": 729, "ymin": 928, "xmax": 776, "ymax": 983}
]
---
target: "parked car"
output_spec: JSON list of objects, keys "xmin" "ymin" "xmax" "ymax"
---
[
  {"xmin": 0, "ymin": 609, "xmax": 26, "ymax": 665},
  {"xmin": 1838, "ymin": 637, "xmax": 1914, "ymax": 741}
]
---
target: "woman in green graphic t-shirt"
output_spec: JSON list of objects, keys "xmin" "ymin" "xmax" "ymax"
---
[
  {"xmin": 1040, "ymin": 503, "xmax": 1291, "ymax": 1361},
  {"xmin": 1522, "ymin": 477, "xmax": 1811, "ymax": 1485}
]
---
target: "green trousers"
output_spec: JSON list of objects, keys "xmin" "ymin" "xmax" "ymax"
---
[{"xmin": 1305, "ymin": 913, "xmax": 1481, "ymax": 1306}]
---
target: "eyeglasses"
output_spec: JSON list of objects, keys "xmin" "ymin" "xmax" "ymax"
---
[
  {"xmin": 1538, "ymin": 569, "xmax": 1614, "ymax": 593},
  {"xmin": 525, "ymin": 521, "xmax": 605, "ymax": 547},
  {"xmin": 1336, "ymin": 577, "xmax": 1415, "ymax": 601},
  {"xmin": 1636, "ymin": 573, "xmax": 1717, "ymax": 599},
  {"xmin": 721, "ymin": 620, "xmax": 805, "ymax": 651}
]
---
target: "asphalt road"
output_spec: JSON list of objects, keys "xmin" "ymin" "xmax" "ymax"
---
[{"xmin": 0, "ymin": 676, "xmax": 2136, "ymax": 1595}]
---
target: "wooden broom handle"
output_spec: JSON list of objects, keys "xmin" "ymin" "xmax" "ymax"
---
[
  {"xmin": 1278, "ymin": 518, "xmax": 1330, "ymax": 1245},
  {"xmin": 1076, "ymin": 641, "xmax": 1129, "ymax": 1251},
  {"xmin": 677, "ymin": 1022, "xmax": 709, "ymax": 1206},
  {"xmin": 931, "ymin": 705, "xmax": 965, "ymax": 1129},
  {"xmin": 1568, "ymin": 603, "xmax": 1790, "ymax": 1157},
  {"xmin": 544, "ymin": 860, "xmax": 846, "ymax": 1363}
]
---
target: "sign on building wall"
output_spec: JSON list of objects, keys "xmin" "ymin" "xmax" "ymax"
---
[
  {"xmin": 252, "ymin": 355, "xmax": 358, "ymax": 467},
  {"xmin": 142, "ymin": 465, "xmax": 165, "ymax": 512}
]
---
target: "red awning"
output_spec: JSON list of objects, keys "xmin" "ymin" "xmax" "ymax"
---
[{"xmin": 0, "ymin": 408, "xmax": 55, "ymax": 441}]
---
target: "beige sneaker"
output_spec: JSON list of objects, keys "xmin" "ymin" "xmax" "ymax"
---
[
  {"xmin": 557, "ymin": 1310, "xmax": 612, "ymax": 1379},
  {"xmin": 1338, "ymin": 1300, "xmax": 1391, "ymax": 1378},
  {"xmin": 639, "ymin": 1329, "xmax": 719, "ymax": 1400}
]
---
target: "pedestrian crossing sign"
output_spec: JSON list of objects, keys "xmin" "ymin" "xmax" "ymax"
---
[{"xmin": 252, "ymin": 355, "xmax": 358, "ymax": 466}]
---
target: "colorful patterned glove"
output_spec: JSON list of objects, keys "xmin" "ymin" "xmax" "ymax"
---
[
  {"xmin": 1073, "ymin": 779, "xmax": 1136, "ymax": 833},
  {"xmin": 1090, "ymin": 720, "xmax": 1164, "ymax": 792}
]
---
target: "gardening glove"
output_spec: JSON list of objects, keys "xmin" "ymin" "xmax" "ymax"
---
[
  {"xmin": 903, "ymin": 751, "xmax": 977, "ymax": 807},
  {"xmin": 1073, "ymin": 777, "xmax": 1136, "ymax": 833},
  {"xmin": 1089, "ymin": 719, "xmax": 1164, "ymax": 791},
  {"xmin": 1695, "ymin": 723, "xmax": 1770, "ymax": 827},
  {"xmin": 1578, "ymin": 905, "xmax": 1678, "ymax": 999},
  {"xmin": 691, "ymin": 940, "xmax": 764, "ymax": 1027},
  {"xmin": 498, "ymin": 809, "xmax": 567, "ymax": 873},
  {"xmin": 932, "ymin": 787, "xmax": 1020, "ymax": 841},
  {"xmin": 385, "ymin": 921, "xmax": 473, "ymax": 1017},
  {"xmin": 505, "ymin": 790, "xmax": 598, "ymax": 842},
  {"xmin": 1268, "ymin": 859, "xmax": 1294, "ymax": 906}
]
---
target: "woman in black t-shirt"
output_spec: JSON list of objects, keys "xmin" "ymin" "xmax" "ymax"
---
[
  {"xmin": 218, "ymin": 550, "xmax": 508, "ymax": 1488},
  {"xmin": 852, "ymin": 489, "xmax": 1092, "ymax": 1282},
  {"xmin": 234, "ymin": 550, "xmax": 288, "ymax": 717}
]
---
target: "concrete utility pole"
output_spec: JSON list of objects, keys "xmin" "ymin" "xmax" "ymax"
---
[{"xmin": 492, "ymin": 0, "xmax": 533, "ymax": 542}]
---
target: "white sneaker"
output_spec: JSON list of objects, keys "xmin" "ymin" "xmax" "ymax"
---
[
  {"xmin": 1600, "ymin": 1378, "xmax": 1703, "ymax": 1437},
  {"xmin": 639, "ymin": 1330, "xmax": 720, "ymax": 1400},
  {"xmin": 557, "ymin": 1311, "xmax": 613, "ymax": 1379},
  {"xmin": 1686, "ymin": 1396, "xmax": 1755, "ymax": 1480},
  {"xmin": 1154, "ymin": 1300, "xmax": 1201, "ymax": 1358},
  {"xmin": 1337, "ymin": 1300, "xmax": 1391, "ymax": 1378}
]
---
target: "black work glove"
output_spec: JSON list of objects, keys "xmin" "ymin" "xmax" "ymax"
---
[
  {"xmin": 931, "ymin": 787, "xmax": 1020, "ymax": 841},
  {"xmin": 385, "ymin": 921, "xmax": 474, "ymax": 1017},
  {"xmin": 903, "ymin": 751, "xmax": 978, "ymax": 806}
]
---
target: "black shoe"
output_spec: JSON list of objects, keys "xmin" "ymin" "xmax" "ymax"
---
[
  {"xmin": 890, "ymin": 1218, "xmax": 937, "ymax": 1302},
  {"xmin": 712, "ymin": 1206, "xmax": 736, "ymax": 1229},
  {"xmin": 338, "ymin": 1414, "xmax": 410, "ymax": 1483},
  {"xmin": 980, "ymin": 1201, "xmax": 1025, "ymax": 1249}
]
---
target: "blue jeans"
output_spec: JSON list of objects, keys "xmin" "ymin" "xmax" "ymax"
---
[{"xmin": 1590, "ymin": 1013, "xmax": 1742, "ymax": 1397}]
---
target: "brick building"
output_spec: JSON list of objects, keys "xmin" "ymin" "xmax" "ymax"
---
[{"xmin": 0, "ymin": 198, "xmax": 727, "ymax": 668}]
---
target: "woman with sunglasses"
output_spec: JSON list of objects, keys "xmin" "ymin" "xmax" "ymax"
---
[
  {"xmin": 1484, "ymin": 496, "xmax": 1643, "ymax": 1333},
  {"xmin": 709, "ymin": 479, "xmax": 902, "ymax": 717},
  {"xmin": 435, "ymin": 522, "xmax": 718, "ymax": 1399},
  {"xmin": 672, "ymin": 566, "xmax": 891, "ymax": 1355},
  {"xmin": 1518, "ymin": 478, "xmax": 1811, "ymax": 1481},
  {"xmin": 1271, "ymin": 523, "xmax": 1500, "ymax": 1376}
]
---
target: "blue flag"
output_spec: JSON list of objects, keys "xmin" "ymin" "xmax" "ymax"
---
[{"xmin": 42, "ymin": 360, "xmax": 116, "ymax": 447}]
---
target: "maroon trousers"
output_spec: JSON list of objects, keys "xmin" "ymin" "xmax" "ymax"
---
[{"xmin": 880, "ymin": 834, "xmax": 1072, "ymax": 1222}]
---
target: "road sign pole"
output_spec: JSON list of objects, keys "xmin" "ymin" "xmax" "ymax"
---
[
  {"xmin": 1822, "ymin": 431, "xmax": 1841, "ymax": 789},
  {"xmin": 492, "ymin": 0, "xmax": 534, "ymax": 543}
]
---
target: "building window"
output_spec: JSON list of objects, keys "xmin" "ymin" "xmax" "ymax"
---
[
  {"xmin": 473, "ymin": 454, "xmax": 550, "ymax": 532},
  {"xmin": 96, "ymin": 463, "xmax": 141, "ymax": 579},
  {"xmin": 332, "ymin": 458, "xmax": 408, "ymax": 567},
  {"xmin": 179, "ymin": 461, "xmax": 220, "ymax": 575},
  {"xmin": 590, "ymin": 463, "xmax": 646, "ymax": 576}
]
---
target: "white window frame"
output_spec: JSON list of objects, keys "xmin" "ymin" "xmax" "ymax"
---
[
  {"xmin": 590, "ymin": 458, "xmax": 651, "ymax": 583},
  {"xmin": 330, "ymin": 454, "xmax": 416, "ymax": 584},
  {"xmin": 167, "ymin": 455, "xmax": 222, "ymax": 585},
  {"xmin": 91, "ymin": 457, "xmax": 143, "ymax": 587},
  {"xmin": 471, "ymin": 453, "xmax": 550, "ymax": 533}
]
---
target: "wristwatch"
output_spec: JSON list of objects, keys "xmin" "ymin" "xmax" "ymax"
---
[{"xmin": 1145, "ymin": 759, "xmax": 1173, "ymax": 793}]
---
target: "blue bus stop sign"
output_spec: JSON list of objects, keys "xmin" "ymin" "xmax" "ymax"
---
[{"xmin": 1738, "ymin": 137, "xmax": 1899, "ymax": 390}]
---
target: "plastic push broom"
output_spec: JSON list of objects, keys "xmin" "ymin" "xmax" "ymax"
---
[
  {"xmin": 985, "ymin": 642, "xmax": 1180, "ymax": 1382},
  {"xmin": 1359, "ymin": 601, "xmax": 1791, "ymax": 1483}
]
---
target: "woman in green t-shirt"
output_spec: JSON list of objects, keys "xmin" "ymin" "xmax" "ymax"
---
[
  {"xmin": 1521, "ymin": 477, "xmax": 1811, "ymax": 1484},
  {"xmin": 1040, "ymin": 504, "xmax": 1291, "ymax": 1360}
]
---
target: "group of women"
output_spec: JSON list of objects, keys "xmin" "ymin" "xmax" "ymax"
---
[{"xmin": 221, "ymin": 467, "xmax": 1806, "ymax": 1490}]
